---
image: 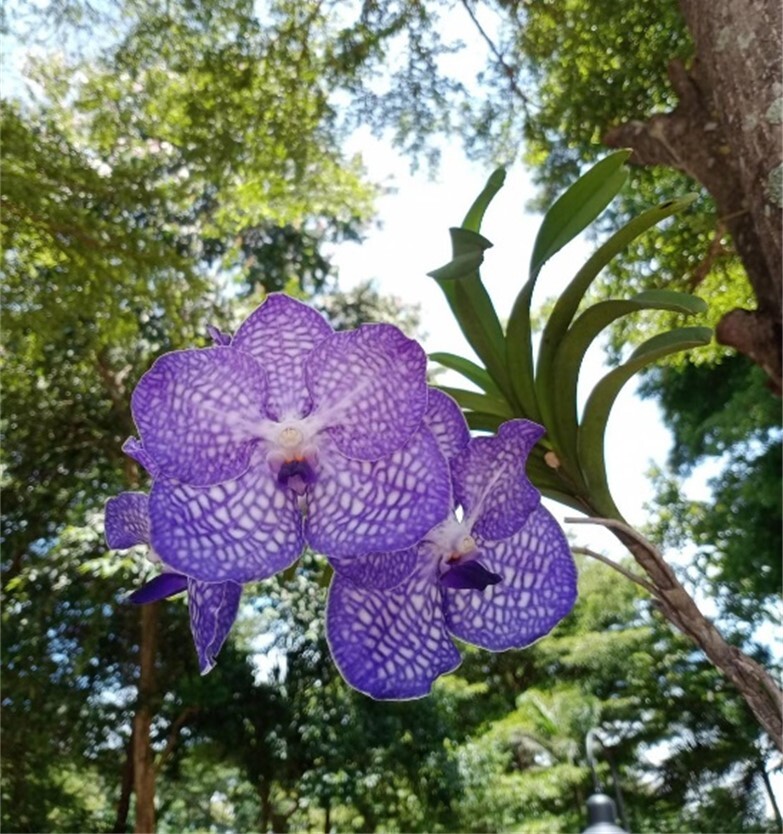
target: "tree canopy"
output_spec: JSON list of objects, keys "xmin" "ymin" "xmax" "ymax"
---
[{"xmin": 2, "ymin": 0, "xmax": 780, "ymax": 831}]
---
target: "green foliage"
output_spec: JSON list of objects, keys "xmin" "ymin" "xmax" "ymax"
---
[
  {"xmin": 639, "ymin": 354, "xmax": 782, "ymax": 623},
  {"xmin": 3, "ymin": 2, "xmax": 779, "ymax": 832},
  {"xmin": 430, "ymin": 159, "xmax": 711, "ymax": 518}
]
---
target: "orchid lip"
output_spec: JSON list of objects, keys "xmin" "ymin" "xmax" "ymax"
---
[{"xmin": 277, "ymin": 458, "xmax": 317, "ymax": 495}]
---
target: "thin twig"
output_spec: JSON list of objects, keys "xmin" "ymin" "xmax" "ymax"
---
[
  {"xmin": 458, "ymin": 0, "xmax": 531, "ymax": 107},
  {"xmin": 688, "ymin": 220, "xmax": 727, "ymax": 290},
  {"xmin": 571, "ymin": 546, "xmax": 659, "ymax": 596}
]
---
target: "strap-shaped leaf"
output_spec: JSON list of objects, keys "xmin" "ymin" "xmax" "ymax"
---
[
  {"xmin": 505, "ymin": 282, "xmax": 542, "ymax": 422},
  {"xmin": 539, "ymin": 487, "xmax": 590, "ymax": 514},
  {"xmin": 578, "ymin": 326, "xmax": 712, "ymax": 517},
  {"xmin": 535, "ymin": 194, "xmax": 699, "ymax": 431},
  {"xmin": 429, "ymin": 351, "xmax": 504, "ymax": 398},
  {"xmin": 465, "ymin": 411, "xmax": 506, "ymax": 433},
  {"xmin": 462, "ymin": 167, "xmax": 507, "ymax": 233},
  {"xmin": 529, "ymin": 149, "xmax": 632, "ymax": 280},
  {"xmin": 549, "ymin": 291, "xmax": 707, "ymax": 461},
  {"xmin": 428, "ymin": 228, "xmax": 512, "ymax": 399},
  {"xmin": 507, "ymin": 152, "xmax": 632, "ymax": 422},
  {"xmin": 438, "ymin": 385, "xmax": 514, "ymax": 418}
]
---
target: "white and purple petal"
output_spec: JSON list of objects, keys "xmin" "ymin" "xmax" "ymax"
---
[
  {"xmin": 326, "ymin": 562, "xmax": 461, "ymax": 699},
  {"xmin": 443, "ymin": 506, "xmax": 577, "ymax": 651},
  {"xmin": 187, "ymin": 578, "xmax": 243, "ymax": 674},
  {"xmin": 306, "ymin": 324, "xmax": 428, "ymax": 460},
  {"xmin": 149, "ymin": 457, "xmax": 304, "ymax": 583},
  {"xmin": 131, "ymin": 347, "xmax": 269, "ymax": 486},
  {"xmin": 232, "ymin": 294, "xmax": 333, "ymax": 420},
  {"xmin": 452, "ymin": 419, "xmax": 544, "ymax": 540},
  {"xmin": 208, "ymin": 324, "xmax": 233, "ymax": 346},
  {"xmin": 424, "ymin": 389, "xmax": 470, "ymax": 461},
  {"xmin": 105, "ymin": 492, "xmax": 150, "ymax": 549},
  {"xmin": 306, "ymin": 427, "xmax": 451, "ymax": 558},
  {"xmin": 328, "ymin": 547, "xmax": 420, "ymax": 591},
  {"xmin": 122, "ymin": 438, "xmax": 160, "ymax": 477}
]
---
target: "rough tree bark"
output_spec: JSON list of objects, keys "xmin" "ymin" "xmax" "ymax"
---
[{"xmin": 604, "ymin": 0, "xmax": 782, "ymax": 392}]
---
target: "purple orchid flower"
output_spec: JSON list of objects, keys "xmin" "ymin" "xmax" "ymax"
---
[
  {"xmin": 105, "ymin": 491, "xmax": 241, "ymax": 674},
  {"xmin": 325, "ymin": 401, "xmax": 578, "ymax": 700},
  {"xmin": 124, "ymin": 294, "xmax": 452, "ymax": 583}
]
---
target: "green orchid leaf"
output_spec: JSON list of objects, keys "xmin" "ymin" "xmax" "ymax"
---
[
  {"xmin": 505, "ymin": 282, "xmax": 542, "ymax": 422},
  {"xmin": 577, "ymin": 325, "xmax": 712, "ymax": 517},
  {"xmin": 630, "ymin": 289, "xmax": 708, "ymax": 313},
  {"xmin": 462, "ymin": 167, "xmax": 507, "ymax": 233},
  {"xmin": 465, "ymin": 411, "xmax": 506, "ymax": 433},
  {"xmin": 438, "ymin": 385, "xmax": 514, "ymax": 418},
  {"xmin": 428, "ymin": 351, "xmax": 504, "ymax": 398},
  {"xmin": 538, "ymin": 488, "xmax": 590, "ymax": 513},
  {"xmin": 428, "ymin": 227, "xmax": 513, "ymax": 401},
  {"xmin": 548, "ymin": 290, "xmax": 707, "ymax": 460},
  {"xmin": 529, "ymin": 149, "xmax": 632, "ymax": 280},
  {"xmin": 535, "ymin": 193, "xmax": 699, "ymax": 430},
  {"xmin": 506, "ymin": 151, "xmax": 632, "ymax": 422},
  {"xmin": 427, "ymin": 251, "xmax": 486, "ymax": 283}
]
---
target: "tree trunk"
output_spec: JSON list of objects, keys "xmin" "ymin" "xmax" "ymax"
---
[
  {"xmin": 259, "ymin": 779, "xmax": 272, "ymax": 833},
  {"xmin": 113, "ymin": 730, "xmax": 135, "ymax": 833},
  {"xmin": 605, "ymin": 0, "xmax": 782, "ymax": 392},
  {"xmin": 133, "ymin": 602, "xmax": 159, "ymax": 833}
]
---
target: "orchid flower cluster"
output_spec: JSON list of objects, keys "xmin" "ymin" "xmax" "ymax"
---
[{"xmin": 105, "ymin": 293, "xmax": 578, "ymax": 698}]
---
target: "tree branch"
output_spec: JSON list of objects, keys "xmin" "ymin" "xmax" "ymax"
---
[
  {"xmin": 565, "ymin": 516, "xmax": 783, "ymax": 749},
  {"xmin": 458, "ymin": 0, "xmax": 531, "ymax": 108},
  {"xmin": 155, "ymin": 706, "xmax": 200, "ymax": 774}
]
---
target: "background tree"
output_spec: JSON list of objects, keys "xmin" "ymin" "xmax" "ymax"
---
[{"xmin": 3, "ymin": 0, "xmax": 780, "ymax": 830}]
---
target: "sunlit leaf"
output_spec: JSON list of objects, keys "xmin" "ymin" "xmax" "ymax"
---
[
  {"xmin": 438, "ymin": 385, "xmax": 514, "ymax": 418},
  {"xmin": 429, "ymin": 351, "xmax": 503, "ymax": 397},
  {"xmin": 548, "ymin": 290, "xmax": 707, "ymax": 460},
  {"xmin": 578, "ymin": 326, "xmax": 713, "ymax": 516},
  {"xmin": 529, "ymin": 149, "xmax": 632, "ymax": 279},
  {"xmin": 461, "ymin": 167, "xmax": 507, "ymax": 233},
  {"xmin": 535, "ymin": 194, "xmax": 699, "ymax": 430},
  {"xmin": 429, "ymin": 229, "xmax": 512, "ymax": 401}
]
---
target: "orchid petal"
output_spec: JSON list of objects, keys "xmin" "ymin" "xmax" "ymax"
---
[
  {"xmin": 187, "ymin": 578, "xmax": 242, "ymax": 674},
  {"xmin": 132, "ymin": 347, "xmax": 268, "ymax": 486},
  {"xmin": 105, "ymin": 492, "xmax": 150, "ymax": 549},
  {"xmin": 121, "ymin": 438, "xmax": 160, "ymax": 477},
  {"xmin": 207, "ymin": 324, "xmax": 232, "ymax": 346},
  {"xmin": 444, "ymin": 506, "xmax": 577, "ymax": 651},
  {"xmin": 149, "ymin": 458, "xmax": 304, "ymax": 583},
  {"xmin": 326, "ymin": 563, "xmax": 460, "ymax": 699},
  {"xmin": 306, "ymin": 324, "xmax": 428, "ymax": 460},
  {"xmin": 328, "ymin": 547, "xmax": 420, "ymax": 591},
  {"xmin": 127, "ymin": 572, "xmax": 188, "ymax": 604},
  {"xmin": 452, "ymin": 419, "xmax": 544, "ymax": 540},
  {"xmin": 232, "ymin": 294, "xmax": 333, "ymax": 420},
  {"xmin": 307, "ymin": 427, "xmax": 451, "ymax": 558},
  {"xmin": 424, "ymin": 389, "xmax": 470, "ymax": 461}
]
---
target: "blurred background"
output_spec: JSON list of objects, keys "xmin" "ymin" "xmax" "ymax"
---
[{"xmin": 2, "ymin": 1, "xmax": 781, "ymax": 832}]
